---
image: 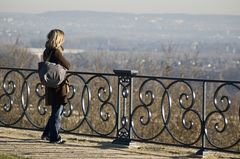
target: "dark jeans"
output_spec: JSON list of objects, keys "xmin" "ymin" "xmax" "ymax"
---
[{"xmin": 42, "ymin": 104, "xmax": 64, "ymax": 141}]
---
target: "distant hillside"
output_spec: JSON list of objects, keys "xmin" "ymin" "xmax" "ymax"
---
[{"xmin": 0, "ymin": 11, "xmax": 239, "ymax": 53}]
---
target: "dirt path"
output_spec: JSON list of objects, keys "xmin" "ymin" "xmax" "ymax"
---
[{"xmin": 0, "ymin": 127, "xmax": 239, "ymax": 159}]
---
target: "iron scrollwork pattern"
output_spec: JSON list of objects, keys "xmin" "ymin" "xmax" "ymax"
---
[
  {"xmin": 0, "ymin": 67, "xmax": 239, "ymax": 153},
  {"xmin": 0, "ymin": 69, "xmax": 26, "ymax": 126},
  {"xmin": 131, "ymin": 79, "xmax": 202, "ymax": 146},
  {"xmin": 131, "ymin": 76, "xmax": 239, "ymax": 153},
  {"xmin": 0, "ymin": 68, "xmax": 117, "ymax": 137},
  {"xmin": 117, "ymin": 75, "xmax": 132, "ymax": 140},
  {"xmin": 205, "ymin": 82, "xmax": 240, "ymax": 150}
]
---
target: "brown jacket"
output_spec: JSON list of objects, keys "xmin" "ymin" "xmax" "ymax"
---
[{"xmin": 43, "ymin": 47, "xmax": 71, "ymax": 106}]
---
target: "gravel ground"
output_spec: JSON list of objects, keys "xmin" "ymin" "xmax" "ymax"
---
[{"xmin": 0, "ymin": 127, "xmax": 239, "ymax": 159}]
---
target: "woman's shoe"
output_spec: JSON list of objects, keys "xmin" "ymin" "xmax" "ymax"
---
[
  {"xmin": 41, "ymin": 134, "xmax": 50, "ymax": 141},
  {"xmin": 50, "ymin": 136, "xmax": 65, "ymax": 144}
]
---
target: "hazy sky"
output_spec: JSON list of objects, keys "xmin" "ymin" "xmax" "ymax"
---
[{"xmin": 1, "ymin": 0, "xmax": 240, "ymax": 15}]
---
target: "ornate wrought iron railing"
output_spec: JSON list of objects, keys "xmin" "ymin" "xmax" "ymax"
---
[{"xmin": 0, "ymin": 67, "xmax": 239, "ymax": 154}]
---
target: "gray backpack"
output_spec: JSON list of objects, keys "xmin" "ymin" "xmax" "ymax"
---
[{"xmin": 38, "ymin": 51, "xmax": 66, "ymax": 88}]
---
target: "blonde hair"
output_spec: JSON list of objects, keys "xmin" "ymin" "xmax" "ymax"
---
[{"xmin": 45, "ymin": 29, "xmax": 64, "ymax": 49}]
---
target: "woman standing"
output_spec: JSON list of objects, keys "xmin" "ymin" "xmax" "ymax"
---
[{"xmin": 41, "ymin": 29, "xmax": 70, "ymax": 143}]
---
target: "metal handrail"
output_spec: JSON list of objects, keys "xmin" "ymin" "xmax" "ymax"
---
[{"xmin": 0, "ymin": 67, "xmax": 239, "ymax": 155}]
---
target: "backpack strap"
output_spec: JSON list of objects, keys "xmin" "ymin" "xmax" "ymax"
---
[{"xmin": 45, "ymin": 51, "xmax": 53, "ymax": 62}]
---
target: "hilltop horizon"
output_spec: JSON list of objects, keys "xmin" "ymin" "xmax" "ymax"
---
[
  {"xmin": 1, "ymin": 10, "xmax": 240, "ymax": 17},
  {"xmin": 1, "ymin": 0, "xmax": 240, "ymax": 15}
]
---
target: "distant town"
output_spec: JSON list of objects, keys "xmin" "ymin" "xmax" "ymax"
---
[{"xmin": 0, "ymin": 11, "xmax": 239, "ymax": 80}]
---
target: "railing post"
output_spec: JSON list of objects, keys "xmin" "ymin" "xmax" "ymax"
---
[
  {"xmin": 112, "ymin": 69, "xmax": 138, "ymax": 146},
  {"xmin": 196, "ymin": 81, "xmax": 207, "ymax": 155}
]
